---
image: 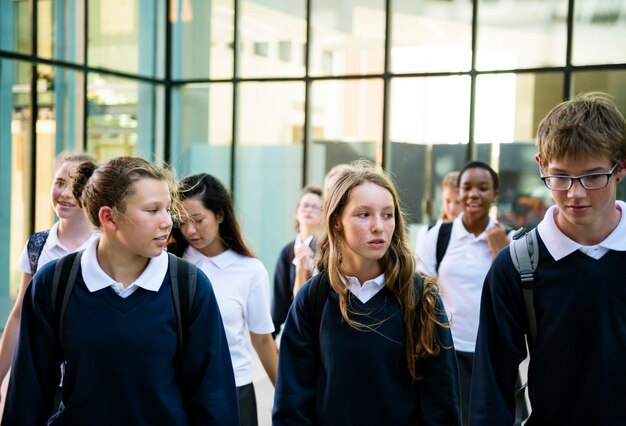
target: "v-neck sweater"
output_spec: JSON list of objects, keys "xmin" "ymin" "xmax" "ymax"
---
[
  {"xmin": 472, "ymin": 234, "xmax": 626, "ymax": 425},
  {"xmin": 2, "ymin": 259, "xmax": 239, "ymax": 426}
]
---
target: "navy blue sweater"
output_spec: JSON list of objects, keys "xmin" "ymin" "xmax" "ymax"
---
[
  {"xmin": 471, "ymin": 235, "xmax": 626, "ymax": 425},
  {"xmin": 2, "ymin": 259, "xmax": 239, "ymax": 426},
  {"xmin": 273, "ymin": 276, "xmax": 461, "ymax": 426},
  {"xmin": 272, "ymin": 241, "xmax": 296, "ymax": 336}
]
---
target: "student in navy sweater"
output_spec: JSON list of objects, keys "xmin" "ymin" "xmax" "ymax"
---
[
  {"xmin": 273, "ymin": 160, "xmax": 461, "ymax": 426},
  {"xmin": 272, "ymin": 184, "xmax": 323, "ymax": 336},
  {"xmin": 470, "ymin": 92, "xmax": 626, "ymax": 425},
  {"xmin": 2, "ymin": 156, "xmax": 239, "ymax": 426}
]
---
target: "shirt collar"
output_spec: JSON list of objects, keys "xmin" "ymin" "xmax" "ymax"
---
[
  {"xmin": 46, "ymin": 222, "xmax": 63, "ymax": 249},
  {"xmin": 81, "ymin": 237, "xmax": 168, "ymax": 293},
  {"xmin": 183, "ymin": 246, "xmax": 239, "ymax": 270},
  {"xmin": 537, "ymin": 200, "xmax": 626, "ymax": 261},
  {"xmin": 345, "ymin": 273, "xmax": 386, "ymax": 289},
  {"xmin": 453, "ymin": 213, "xmax": 497, "ymax": 241},
  {"xmin": 294, "ymin": 234, "xmax": 314, "ymax": 250}
]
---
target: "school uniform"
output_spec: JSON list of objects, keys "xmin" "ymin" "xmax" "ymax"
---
[
  {"xmin": 184, "ymin": 246, "xmax": 274, "ymax": 426},
  {"xmin": 273, "ymin": 273, "xmax": 461, "ymax": 426},
  {"xmin": 17, "ymin": 222, "xmax": 99, "ymax": 274},
  {"xmin": 3, "ymin": 238, "xmax": 239, "ymax": 426},
  {"xmin": 471, "ymin": 201, "xmax": 626, "ymax": 425},
  {"xmin": 272, "ymin": 235, "xmax": 316, "ymax": 336}
]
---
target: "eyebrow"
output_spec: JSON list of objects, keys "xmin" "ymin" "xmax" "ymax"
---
[{"xmin": 548, "ymin": 166, "xmax": 609, "ymax": 174}]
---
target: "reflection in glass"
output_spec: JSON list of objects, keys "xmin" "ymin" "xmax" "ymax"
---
[
  {"xmin": 88, "ymin": 0, "xmax": 165, "ymax": 78},
  {"xmin": 38, "ymin": 0, "xmax": 85, "ymax": 63},
  {"xmin": 235, "ymin": 82, "xmax": 305, "ymax": 278},
  {"xmin": 240, "ymin": 0, "xmax": 306, "ymax": 78},
  {"xmin": 573, "ymin": 0, "xmax": 626, "ymax": 66},
  {"xmin": 308, "ymin": 78, "xmax": 383, "ymax": 184},
  {"xmin": 171, "ymin": 83, "xmax": 233, "ymax": 184},
  {"xmin": 390, "ymin": 0, "xmax": 472, "ymax": 73},
  {"xmin": 172, "ymin": 0, "xmax": 234, "ymax": 80},
  {"xmin": 474, "ymin": 73, "xmax": 563, "ymax": 144},
  {"xmin": 86, "ymin": 73, "xmax": 163, "ymax": 160},
  {"xmin": 0, "ymin": 0, "xmax": 30, "ymax": 54},
  {"xmin": 476, "ymin": 0, "xmax": 567, "ymax": 70},
  {"xmin": 2, "ymin": 59, "xmax": 32, "ymax": 303},
  {"xmin": 310, "ymin": 0, "xmax": 385, "ymax": 76}
]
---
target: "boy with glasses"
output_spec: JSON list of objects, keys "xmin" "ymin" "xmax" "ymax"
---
[{"xmin": 470, "ymin": 92, "xmax": 626, "ymax": 425}]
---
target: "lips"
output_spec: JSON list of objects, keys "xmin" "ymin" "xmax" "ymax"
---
[{"xmin": 368, "ymin": 239, "xmax": 385, "ymax": 248}]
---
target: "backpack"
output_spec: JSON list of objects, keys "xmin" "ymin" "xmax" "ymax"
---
[
  {"xmin": 508, "ymin": 227, "xmax": 539, "ymax": 426},
  {"xmin": 50, "ymin": 251, "xmax": 197, "ymax": 355},
  {"xmin": 27, "ymin": 230, "xmax": 51, "ymax": 274}
]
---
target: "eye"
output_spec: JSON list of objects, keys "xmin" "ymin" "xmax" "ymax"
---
[
  {"xmin": 357, "ymin": 212, "xmax": 369, "ymax": 218},
  {"xmin": 384, "ymin": 213, "xmax": 394, "ymax": 219}
]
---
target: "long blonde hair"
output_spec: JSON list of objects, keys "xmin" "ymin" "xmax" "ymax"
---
[{"xmin": 316, "ymin": 160, "xmax": 444, "ymax": 379}]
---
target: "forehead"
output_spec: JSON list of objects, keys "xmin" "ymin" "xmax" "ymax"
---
[
  {"xmin": 54, "ymin": 161, "xmax": 78, "ymax": 179},
  {"xmin": 128, "ymin": 178, "xmax": 170, "ymax": 202},
  {"xmin": 345, "ymin": 181, "xmax": 394, "ymax": 207},
  {"xmin": 545, "ymin": 155, "xmax": 613, "ymax": 174},
  {"xmin": 460, "ymin": 167, "xmax": 493, "ymax": 184},
  {"xmin": 299, "ymin": 192, "xmax": 321, "ymax": 204}
]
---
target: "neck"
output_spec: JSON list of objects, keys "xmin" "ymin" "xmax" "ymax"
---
[
  {"xmin": 556, "ymin": 205, "xmax": 621, "ymax": 246},
  {"xmin": 57, "ymin": 216, "xmax": 95, "ymax": 251},
  {"xmin": 96, "ymin": 236, "xmax": 149, "ymax": 287},
  {"xmin": 340, "ymin": 257, "xmax": 383, "ymax": 285},
  {"xmin": 199, "ymin": 241, "xmax": 227, "ymax": 258},
  {"xmin": 462, "ymin": 214, "xmax": 489, "ymax": 236},
  {"xmin": 299, "ymin": 227, "xmax": 316, "ymax": 241}
]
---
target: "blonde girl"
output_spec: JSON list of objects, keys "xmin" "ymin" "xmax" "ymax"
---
[{"xmin": 273, "ymin": 161, "xmax": 460, "ymax": 426}]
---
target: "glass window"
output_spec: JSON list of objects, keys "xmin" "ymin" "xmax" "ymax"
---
[
  {"xmin": 171, "ymin": 0, "xmax": 234, "ymax": 80},
  {"xmin": 88, "ymin": 0, "xmax": 165, "ymax": 78},
  {"xmin": 309, "ymin": 0, "xmax": 385, "ymax": 77},
  {"xmin": 308, "ymin": 78, "xmax": 383, "ymax": 184},
  {"xmin": 388, "ymin": 76, "xmax": 470, "ymax": 224},
  {"xmin": 476, "ymin": 0, "xmax": 568, "ymax": 70},
  {"xmin": 0, "ymin": 0, "xmax": 30, "ymax": 54},
  {"xmin": 235, "ymin": 82, "xmax": 305, "ymax": 278},
  {"xmin": 86, "ymin": 73, "xmax": 163, "ymax": 160},
  {"xmin": 240, "ymin": 0, "xmax": 306, "ymax": 78},
  {"xmin": 572, "ymin": 0, "xmax": 626, "ymax": 65},
  {"xmin": 1, "ymin": 59, "xmax": 32, "ymax": 307},
  {"xmin": 474, "ymin": 72, "xmax": 564, "ymax": 144},
  {"xmin": 170, "ymin": 83, "xmax": 233, "ymax": 184},
  {"xmin": 38, "ymin": 0, "xmax": 85, "ymax": 63},
  {"xmin": 390, "ymin": 0, "xmax": 472, "ymax": 73}
]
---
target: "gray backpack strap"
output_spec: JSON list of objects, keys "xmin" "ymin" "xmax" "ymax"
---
[
  {"xmin": 509, "ymin": 227, "xmax": 539, "ymax": 346},
  {"xmin": 509, "ymin": 228, "xmax": 539, "ymax": 426}
]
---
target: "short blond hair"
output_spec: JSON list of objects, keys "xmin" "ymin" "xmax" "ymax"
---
[{"xmin": 537, "ymin": 92, "xmax": 626, "ymax": 164}]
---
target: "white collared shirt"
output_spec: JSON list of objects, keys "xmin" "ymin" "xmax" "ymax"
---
[
  {"xmin": 80, "ymin": 237, "xmax": 169, "ymax": 298},
  {"xmin": 346, "ymin": 273, "xmax": 386, "ymax": 304},
  {"xmin": 292, "ymin": 234, "xmax": 314, "ymax": 266},
  {"xmin": 183, "ymin": 246, "xmax": 274, "ymax": 387},
  {"xmin": 17, "ymin": 222, "xmax": 99, "ymax": 274},
  {"xmin": 537, "ymin": 200, "xmax": 626, "ymax": 261},
  {"xmin": 416, "ymin": 213, "xmax": 511, "ymax": 352}
]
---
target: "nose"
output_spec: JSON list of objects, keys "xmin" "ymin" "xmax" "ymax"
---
[
  {"xmin": 161, "ymin": 211, "xmax": 173, "ymax": 229},
  {"xmin": 181, "ymin": 221, "xmax": 195, "ymax": 236},
  {"xmin": 371, "ymin": 216, "xmax": 383, "ymax": 233},
  {"xmin": 567, "ymin": 179, "xmax": 587, "ymax": 197}
]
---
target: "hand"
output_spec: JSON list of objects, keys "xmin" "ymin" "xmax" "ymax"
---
[
  {"xmin": 486, "ymin": 223, "xmax": 510, "ymax": 257},
  {"xmin": 294, "ymin": 245, "xmax": 314, "ymax": 272}
]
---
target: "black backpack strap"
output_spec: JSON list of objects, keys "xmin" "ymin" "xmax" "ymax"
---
[
  {"xmin": 27, "ymin": 230, "xmax": 51, "ymax": 274},
  {"xmin": 307, "ymin": 271, "xmax": 329, "ymax": 339},
  {"xmin": 51, "ymin": 251, "xmax": 83, "ymax": 346},
  {"xmin": 168, "ymin": 253, "xmax": 198, "ymax": 354},
  {"xmin": 435, "ymin": 222, "xmax": 453, "ymax": 273}
]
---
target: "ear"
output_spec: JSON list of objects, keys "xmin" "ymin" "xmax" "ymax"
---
[
  {"xmin": 99, "ymin": 206, "xmax": 117, "ymax": 232},
  {"xmin": 616, "ymin": 159, "xmax": 626, "ymax": 182},
  {"xmin": 216, "ymin": 210, "xmax": 225, "ymax": 224}
]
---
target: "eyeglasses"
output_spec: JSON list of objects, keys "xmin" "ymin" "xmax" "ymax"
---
[
  {"xmin": 300, "ymin": 203, "xmax": 322, "ymax": 211},
  {"xmin": 540, "ymin": 163, "xmax": 621, "ymax": 191}
]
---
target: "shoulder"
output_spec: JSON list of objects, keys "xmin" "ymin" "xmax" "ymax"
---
[{"xmin": 27, "ymin": 229, "xmax": 51, "ymax": 250}]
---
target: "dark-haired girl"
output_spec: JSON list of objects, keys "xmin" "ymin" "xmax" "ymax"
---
[
  {"xmin": 273, "ymin": 161, "xmax": 460, "ymax": 426},
  {"xmin": 169, "ymin": 173, "xmax": 278, "ymax": 426},
  {"xmin": 2, "ymin": 157, "xmax": 238, "ymax": 426}
]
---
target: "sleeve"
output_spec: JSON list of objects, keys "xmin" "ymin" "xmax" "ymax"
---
[
  {"xmin": 415, "ymin": 294, "xmax": 462, "ymax": 426},
  {"xmin": 271, "ymin": 243, "xmax": 294, "ymax": 336},
  {"xmin": 469, "ymin": 247, "xmax": 529, "ymax": 426},
  {"xmin": 179, "ymin": 269, "xmax": 240, "ymax": 426},
  {"xmin": 416, "ymin": 223, "xmax": 441, "ymax": 277},
  {"xmin": 245, "ymin": 260, "xmax": 274, "ymax": 334},
  {"xmin": 1, "ymin": 262, "xmax": 62, "ymax": 426},
  {"xmin": 16, "ymin": 240, "xmax": 32, "ymax": 274},
  {"xmin": 272, "ymin": 280, "xmax": 318, "ymax": 426}
]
